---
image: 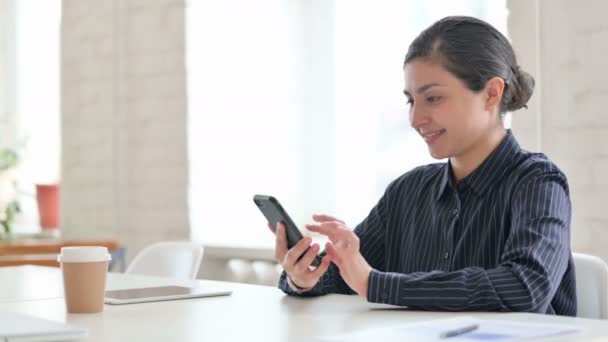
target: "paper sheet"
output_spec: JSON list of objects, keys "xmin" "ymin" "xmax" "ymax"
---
[{"xmin": 320, "ymin": 317, "xmax": 584, "ymax": 341}]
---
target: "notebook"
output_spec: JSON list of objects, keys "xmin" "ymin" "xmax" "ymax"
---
[{"xmin": 0, "ymin": 312, "xmax": 87, "ymax": 342}]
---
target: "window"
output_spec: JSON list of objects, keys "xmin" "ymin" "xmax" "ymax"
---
[
  {"xmin": 15, "ymin": 0, "xmax": 61, "ymax": 186},
  {"xmin": 0, "ymin": 0, "xmax": 17, "ymax": 146},
  {"xmin": 187, "ymin": 0, "xmax": 507, "ymax": 247},
  {"xmin": 0, "ymin": 0, "xmax": 61, "ymax": 231}
]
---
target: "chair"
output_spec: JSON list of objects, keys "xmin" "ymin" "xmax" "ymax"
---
[
  {"xmin": 126, "ymin": 241, "xmax": 204, "ymax": 280},
  {"xmin": 573, "ymin": 253, "xmax": 608, "ymax": 319}
]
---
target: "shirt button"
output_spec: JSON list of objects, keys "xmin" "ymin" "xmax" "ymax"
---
[
  {"xmin": 452, "ymin": 208, "xmax": 458, "ymax": 216},
  {"xmin": 444, "ymin": 252, "xmax": 449, "ymax": 259}
]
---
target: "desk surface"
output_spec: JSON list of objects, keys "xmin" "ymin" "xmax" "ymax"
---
[{"xmin": 0, "ymin": 266, "xmax": 606, "ymax": 342}]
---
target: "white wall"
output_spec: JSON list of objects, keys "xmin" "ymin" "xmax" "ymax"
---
[
  {"xmin": 509, "ymin": 0, "xmax": 608, "ymax": 262},
  {"xmin": 0, "ymin": 0, "xmax": 17, "ymax": 146},
  {"xmin": 61, "ymin": 0, "xmax": 189, "ymax": 258}
]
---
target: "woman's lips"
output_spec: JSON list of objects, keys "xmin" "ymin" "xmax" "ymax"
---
[{"xmin": 421, "ymin": 129, "xmax": 446, "ymax": 145}]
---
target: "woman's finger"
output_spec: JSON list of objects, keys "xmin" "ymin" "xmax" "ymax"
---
[
  {"xmin": 284, "ymin": 236, "xmax": 312, "ymax": 268},
  {"xmin": 309, "ymin": 255, "xmax": 332, "ymax": 279},
  {"xmin": 294, "ymin": 243, "xmax": 320, "ymax": 272},
  {"xmin": 312, "ymin": 213, "xmax": 345, "ymax": 224},
  {"xmin": 325, "ymin": 242, "xmax": 342, "ymax": 267},
  {"xmin": 306, "ymin": 223, "xmax": 343, "ymax": 241}
]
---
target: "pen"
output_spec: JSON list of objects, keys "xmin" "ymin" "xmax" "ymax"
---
[{"xmin": 439, "ymin": 323, "xmax": 479, "ymax": 339}]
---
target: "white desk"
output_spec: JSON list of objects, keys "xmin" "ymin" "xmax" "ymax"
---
[{"xmin": 0, "ymin": 266, "xmax": 607, "ymax": 341}]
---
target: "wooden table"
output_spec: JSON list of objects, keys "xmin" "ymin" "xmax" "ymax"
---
[{"xmin": 0, "ymin": 238, "xmax": 124, "ymax": 270}]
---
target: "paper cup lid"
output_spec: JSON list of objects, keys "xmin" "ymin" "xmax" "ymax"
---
[{"xmin": 58, "ymin": 246, "xmax": 112, "ymax": 263}]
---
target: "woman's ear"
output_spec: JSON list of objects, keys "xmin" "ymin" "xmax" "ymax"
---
[{"xmin": 484, "ymin": 76, "xmax": 505, "ymax": 113}]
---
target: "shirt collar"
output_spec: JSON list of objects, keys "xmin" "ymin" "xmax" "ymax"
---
[{"xmin": 436, "ymin": 129, "xmax": 521, "ymax": 200}]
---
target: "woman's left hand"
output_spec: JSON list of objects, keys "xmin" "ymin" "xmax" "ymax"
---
[{"xmin": 306, "ymin": 214, "xmax": 372, "ymax": 297}]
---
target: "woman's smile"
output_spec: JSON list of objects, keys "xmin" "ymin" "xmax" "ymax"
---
[{"xmin": 420, "ymin": 128, "xmax": 446, "ymax": 145}]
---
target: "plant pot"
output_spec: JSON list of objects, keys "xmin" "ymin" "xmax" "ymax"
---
[{"xmin": 36, "ymin": 184, "xmax": 60, "ymax": 230}]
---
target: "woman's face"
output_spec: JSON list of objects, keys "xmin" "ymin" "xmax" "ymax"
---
[{"xmin": 404, "ymin": 59, "xmax": 501, "ymax": 160}]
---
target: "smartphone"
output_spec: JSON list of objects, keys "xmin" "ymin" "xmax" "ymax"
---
[{"xmin": 253, "ymin": 194, "xmax": 322, "ymax": 267}]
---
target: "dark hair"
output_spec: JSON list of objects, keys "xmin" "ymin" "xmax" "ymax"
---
[{"xmin": 404, "ymin": 16, "xmax": 534, "ymax": 113}]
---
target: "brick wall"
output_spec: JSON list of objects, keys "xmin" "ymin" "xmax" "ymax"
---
[
  {"xmin": 61, "ymin": 0, "xmax": 189, "ymax": 258},
  {"xmin": 509, "ymin": 0, "xmax": 608, "ymax": 262}
]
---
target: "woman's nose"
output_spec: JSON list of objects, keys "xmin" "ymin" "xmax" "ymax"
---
[{"xmin": 409, "ymin": 105, "xmax": 429, "ymax": 129}]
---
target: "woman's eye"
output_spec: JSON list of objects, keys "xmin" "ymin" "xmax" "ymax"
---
[
  {"xmin": 406, "ymin": 99, "xmax": 414, "ymax": 106},
  {"xmin": 427, "ymin": 96, "xmax": 442, "ymax": 103}
]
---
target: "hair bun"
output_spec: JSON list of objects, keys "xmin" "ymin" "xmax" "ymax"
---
[{"xmin": 507, "ymin": 66, "xmax": 535, "ymax": 111}]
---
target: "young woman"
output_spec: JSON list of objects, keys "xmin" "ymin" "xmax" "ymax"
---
[{"xmin": 272, "ymin": 16, "xmax": 575, "ymax": 316}]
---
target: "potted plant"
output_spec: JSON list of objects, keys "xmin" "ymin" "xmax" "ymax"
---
[{"xmin": 0, "ymin": 147, "xmax": 20, "ymax": 239}]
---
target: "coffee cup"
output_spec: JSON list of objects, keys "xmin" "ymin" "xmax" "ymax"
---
[{"xmin": 58, "ymin": 246, "xmax": 111, "ymax": 313}]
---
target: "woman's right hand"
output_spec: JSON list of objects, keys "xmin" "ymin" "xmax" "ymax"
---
[{"xmin": 270, "ymin": 222, "xmax": 332, "ymax": 290}]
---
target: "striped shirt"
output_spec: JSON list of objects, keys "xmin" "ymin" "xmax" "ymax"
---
[{"xmin": 279, "ymin": 130, "xmax": 576, "ymax": 316}]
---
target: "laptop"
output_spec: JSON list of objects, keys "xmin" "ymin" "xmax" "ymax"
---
[
  {"xmin": 0, "ymin": 312, "xmax": 87, "ymax": 342},
  {"xmin": 104, "ymin": 285, "xmax": 232, "ymax": 305}
]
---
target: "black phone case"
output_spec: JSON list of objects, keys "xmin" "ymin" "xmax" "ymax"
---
[{"xmin": 253, "ymin": 194, "xmax": 322, "ymax": 267}]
